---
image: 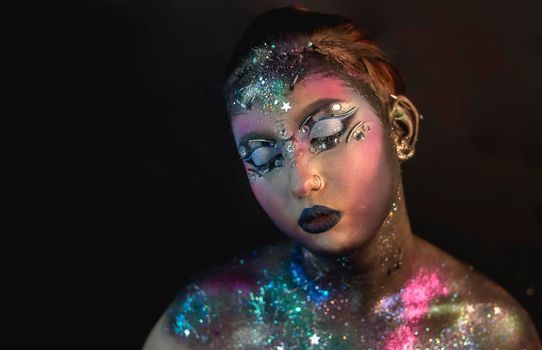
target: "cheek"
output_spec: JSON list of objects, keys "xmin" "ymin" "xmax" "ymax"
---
[
  {"xmin": 250, "ymin": 185, "xmax": 273, "ymax": 209},
  {"xmin": 355, "ymin": 125, "xmax": 390, "ymax": 185},
  {"xmin": 249, "ymin": 178, "xmax": 291, "ymax": 225},
  {"xmin": 329, "ymin": 122, "xmax": 394, "ymax": 211}
]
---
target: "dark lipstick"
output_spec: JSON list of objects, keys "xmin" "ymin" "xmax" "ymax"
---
[{"xmin": 298, "ymin": 205, "xmax": 342, "ymax": 234}]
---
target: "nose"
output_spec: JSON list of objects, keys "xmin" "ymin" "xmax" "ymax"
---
[{"xmin": 289, "ymin": 164, "xmax": 323, "ymax": 198}]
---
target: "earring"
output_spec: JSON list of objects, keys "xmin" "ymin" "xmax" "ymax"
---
[
  {"xmin": 396, "ymin": 138, "xmax": 415, "ymax": 161},
  {"xmin": 389, "ymin": 94, "xmax": 420, "ymax": 162}
]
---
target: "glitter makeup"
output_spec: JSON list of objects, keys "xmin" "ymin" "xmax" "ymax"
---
[{"xmin": 166, "ymin": 241, "xmax": 528, "ymax": 349}]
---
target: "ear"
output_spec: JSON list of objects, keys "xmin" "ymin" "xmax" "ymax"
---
[{"xmin": 388, "ymin": 95, "xmax": 421, "ymax": 161}]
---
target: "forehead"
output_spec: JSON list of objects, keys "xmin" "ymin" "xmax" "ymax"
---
[
  {"xmin": 289, "ymin": 74, "xmax": 354, "ymax": 103},
  {"xmin": 231, "ymin": 75, "xmax": 361, "ymax": 140}
]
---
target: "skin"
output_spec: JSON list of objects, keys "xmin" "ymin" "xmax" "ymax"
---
[
  {"xmin": 143, "ymin": 75, "xmax": 541, "ymax": 350},
  {"xmin": 232, "ymin": 76, "xmax": 398, "ymax": 259}
]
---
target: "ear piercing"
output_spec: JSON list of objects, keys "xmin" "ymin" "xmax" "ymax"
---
[
  {"xmin": 389, "ymin": 94, "xmax": 420, "ymax": 161},
  {"xmin": 395, "ymin": 138, "xmax": 415, "ymax": 161}
]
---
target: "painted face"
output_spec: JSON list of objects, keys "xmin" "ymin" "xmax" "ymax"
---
[{"xmin": 231, "ymin": 75, "xmax": 400, "ymax": 257}]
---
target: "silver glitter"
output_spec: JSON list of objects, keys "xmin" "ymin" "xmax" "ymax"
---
[
  {"xmin": 289, "ymin": 159, "xmax": 297, "ymax": 168},
  {"xmin": 285, "ymin": 141, "xmax": 295, "ymax": 154}
]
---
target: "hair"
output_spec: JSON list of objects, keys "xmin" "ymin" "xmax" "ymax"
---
[{"xmin": 224, "ymin": 6, "xmax": 405, "ymax": 122}]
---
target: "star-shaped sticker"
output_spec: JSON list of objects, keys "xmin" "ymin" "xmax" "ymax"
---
[
  {"xmin": 281, "ymin": 101, "xmax": 292, "ymax": 112},
  {"xmin": 310, "ymin": 334, "xmax": 320, "ymax": 345},
  {"xmin": 466, "ymin": 305, "xmax": 475, "ymax": 313}
]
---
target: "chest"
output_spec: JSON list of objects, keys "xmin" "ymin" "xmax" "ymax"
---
[{"xmin": 215, "ymin": 290, "xmax": 476, "ymax": 349}]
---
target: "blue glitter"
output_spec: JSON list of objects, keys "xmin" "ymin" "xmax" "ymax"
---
[
  {"xmin": 165, "ymin": 244, "xmax": 521, "ymax": 349},
  {"xmin": 290, "ymin": 246, "xmax": 332, "ymax": 305},
  {"xmin": 170, "ymin": 285, "xmax": 212, "ymax": 343}
]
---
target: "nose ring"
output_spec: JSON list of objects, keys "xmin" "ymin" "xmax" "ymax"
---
[{"xmin": 314, "ymin": 175, "xmax": 322, "ymax": 190}]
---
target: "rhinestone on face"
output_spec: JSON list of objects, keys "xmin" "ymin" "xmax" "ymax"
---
[
  {"xmin": 285, "ymin": 141, "xmax": 295, "ymax": 154},
  {"xmin": 309, "ymin": 146, "xmax": 317, "ymax": 154},
  {"xmin": 281, "ymin": 101, "xmax": 292, "ymax": 112},
  {"xmin": 331, "ymin": 103, "xmax": 342, "ymax": 112},
  {"xmin": 301, "ymin": 125, "xmax": 310, "ymax": 133},
  {"xmin": 249, "ymin": 173, "xmax": 257, "ymax": 182},
  {"xmin": 354, "ymin": 130, "xmax": 364, "ymax": 141},
  {"xmin": 279, "ymin": 128, "xmax": 290, "ymax": 139}
]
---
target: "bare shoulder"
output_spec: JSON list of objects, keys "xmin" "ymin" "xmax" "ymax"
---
[
  {"xmin": 414, "ymin": 236, "xmax": 542, "ymax": 349},
  {"xmin": 143, "ymin": 311, "xmax": 188, "ymax": 350},
  {"xmin": 142, "ymin": 241, "xmax": 293, "ymax": 350}
]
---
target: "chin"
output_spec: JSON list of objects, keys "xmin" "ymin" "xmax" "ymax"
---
[{"xmin": 294, "ymin": 227, "xmax": 370, "ymax": 258}]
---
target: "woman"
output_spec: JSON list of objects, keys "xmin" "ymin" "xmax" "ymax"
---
[{"xmin": 144, "ymin": 7, "xmax": 540, "ymax": 349}]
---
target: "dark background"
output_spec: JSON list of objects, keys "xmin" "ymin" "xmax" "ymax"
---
[{"xmin": 35, "ymin": 0, "xmax": 541, "ymax": 348}]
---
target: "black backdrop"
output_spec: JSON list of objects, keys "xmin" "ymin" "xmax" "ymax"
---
[{"xmin": 35, "ymin": 0, "xmax": 541, "ymax": 348}]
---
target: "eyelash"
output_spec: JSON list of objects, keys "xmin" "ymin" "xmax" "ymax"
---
[
  {"xmin": 249, "ymin": 152, "xmax": 284, "ymax": 176},
  {"xmin": 240, "ymin": 105, "xmax": 357, "ymax": 176}
]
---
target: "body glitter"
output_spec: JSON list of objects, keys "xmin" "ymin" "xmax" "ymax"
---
[
  {"xmin": 165, "ymin": 241, "xmax": 537, "ymax": 349},
  {"xmin": 143, "ymin": 6, "xmax": 541, "ymax": 350}
]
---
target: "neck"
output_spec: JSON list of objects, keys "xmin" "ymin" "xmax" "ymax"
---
[{"xmin": 297, "ymin": 183, "xmax": 416, "ymax": 298}]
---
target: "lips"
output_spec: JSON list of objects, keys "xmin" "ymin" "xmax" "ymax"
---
[{"xmin": 298, "ymin": 205, "xmax": 342, "ymax": 234}]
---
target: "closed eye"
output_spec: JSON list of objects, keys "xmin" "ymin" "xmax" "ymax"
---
[
  {"xmin": 306, "ymin": 106, "xmax": 358, "ymax": 153},
  {"xmin": 239, "ymin": 139, "xmax": 284, "ymax": 175},
  {"xmin": 250, "ymin": 147, "xmax": 281, "ymax": 167},
  {"xmin": 310, "ymin": 118, "xmax": 344, "ymax": 139}
]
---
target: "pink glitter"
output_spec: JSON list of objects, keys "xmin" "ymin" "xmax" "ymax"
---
[
  {"xmin": 401, "ymin": 269, "xmax": 449, "ymax": 322},
  {"xmin": 386, "ymin": 325, "xmax": 416, "ymax": 350},
  {"xmin": 385, "ymin": 269, "xmax": 449, "ymax": 349},
  {"xmin": 202, "ymin": 270, "xmax": 257, "ymax": 295}
]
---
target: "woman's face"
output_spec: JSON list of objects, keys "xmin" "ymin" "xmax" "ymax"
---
[{"xmin": 231, "ymin": 75, "xmax": 400, "ymax": 257}]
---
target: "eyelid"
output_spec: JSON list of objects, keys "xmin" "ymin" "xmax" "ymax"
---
[
  {"xmin": 239, "ymin": 138, "xmax": 278, "ymax": 159},
  {"xmin": 299, "ymin": 105, "xmax": 358, "ymax": 133},
  {"xmin": 309, "ymin": 118, "xmax": 344, "ymax": 139},
  {"xmin": 251, "ymin": 147, "xmax": 281, "ymax": 166},
  {"xmin": 298, "ymin": 101, "xmax": 340, "ymax": 131}
]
